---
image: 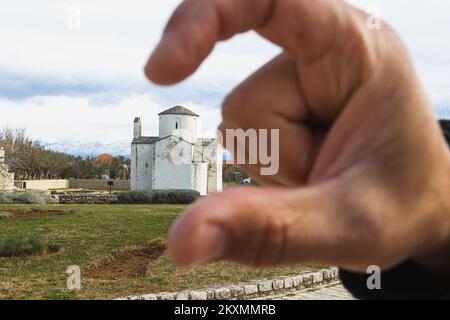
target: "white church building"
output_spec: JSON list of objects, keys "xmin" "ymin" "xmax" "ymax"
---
[{"xmin": 131, "ymin": 106, "xmax": 222, "ymax": 195}]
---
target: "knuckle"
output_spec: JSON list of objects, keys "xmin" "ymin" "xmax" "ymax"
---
[
  {"xmin": 336, "ymin": 186, "xmax": 388, "ymax": 258},
  {"xmin": 165, "ymin": 0, "xmax": 197, "ymax": 32},
  {"xmin": 342, "ymin": 206, "xmax": 386, "ymax": 260},
  {"xmin": 253, "ymin": 212, "xmax": 289, "ymax": 266}
]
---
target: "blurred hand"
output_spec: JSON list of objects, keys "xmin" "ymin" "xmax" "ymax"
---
[{"xmin": 145, "ymin": 0, "xmax": 450, "ymax": 273}]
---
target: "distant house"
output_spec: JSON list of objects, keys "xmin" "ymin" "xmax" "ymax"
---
[
  {"xmin": 92, "ymin": 153, "xmax": 129, "ymax": 179},
  {"xmin": 93, "ymin": 153, "xmax": 114, "ymax": 165},
  {"xmin": 92, "ymin": 153, "xmax": 114, "ymax": 179}
]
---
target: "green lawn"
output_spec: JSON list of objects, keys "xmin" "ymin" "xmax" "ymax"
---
[{"xmin": 0, "ymin": 204, "xmax": 322, "ymax": 300}]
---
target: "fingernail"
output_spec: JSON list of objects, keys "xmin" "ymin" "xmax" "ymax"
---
[{"xmin": 191, "ymin": 224, "xmax": 227, "ymax": 265}]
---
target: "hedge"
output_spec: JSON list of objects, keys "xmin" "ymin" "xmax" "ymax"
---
[
  {"xmin": 0, "ymin": 191, "xmax": 57, "ymax": 204},
  {"xmin": 117, "ymin": 189, "xmax": 200, "ymax": 204}
]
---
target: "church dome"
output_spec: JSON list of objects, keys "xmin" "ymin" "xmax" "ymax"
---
[
  {"xmin": 158, "ymin": 106, "xmax": 199, "ymax": 117},
  {"xmin": 158, "ymin": 106, "xmax": 198, "ymax": 142}
]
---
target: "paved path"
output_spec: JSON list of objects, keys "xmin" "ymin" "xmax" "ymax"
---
[{"xmin": 251, "ymin": 281, "xmax": 355, "ymax": 300}]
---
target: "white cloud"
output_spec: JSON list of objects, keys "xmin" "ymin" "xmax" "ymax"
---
[{"xmin": 0, "ymin": 0, "xmax": 276, "ymax": 89}]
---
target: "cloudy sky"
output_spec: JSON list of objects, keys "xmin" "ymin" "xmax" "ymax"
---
[{"xmin": 0, "ymin": 0, "xmax": 449, "ymax": 144}]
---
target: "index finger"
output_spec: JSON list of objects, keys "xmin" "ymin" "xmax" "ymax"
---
[{"xmin": 145, "ymin": 0, "xmax": 347, "ymax": 85}]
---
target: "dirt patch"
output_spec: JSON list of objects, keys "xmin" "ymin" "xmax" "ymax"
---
[
  {"xmin": 4, "ymin": 208, "xmax": 72, "ymax": 218},
  {"xmin": 86, "ymin": 238, "xmax": 166, "ymax": 278}
]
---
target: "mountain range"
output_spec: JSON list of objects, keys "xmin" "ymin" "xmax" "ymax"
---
[
  {"xmin": 40, "ymin": 140, "xmax": 131, "ymax": 158},
  {"xmin": 41, "ymin": 140, "xmax": 232, "ymax": 160}
]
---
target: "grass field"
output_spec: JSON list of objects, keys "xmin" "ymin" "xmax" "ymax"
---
[{"xmin": 0, "ymin": 204, "xmax": 323, "ymax": 300}]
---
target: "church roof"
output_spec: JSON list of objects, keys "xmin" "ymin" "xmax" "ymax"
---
[
  {"xmin": 132, "ymin": 135, "xmax": 215, "ymax": 145},
  {"xmin": 132, "ymin": 136, "xmax": 159, "ymax": 145},
  {"xmin": 158, "ymin": 106, "xmax": 199, "ymax": 117}
]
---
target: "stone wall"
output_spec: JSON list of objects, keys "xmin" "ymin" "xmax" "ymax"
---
[
  {"xmin": 57, "ymin": 193, "xmax": 118, "ymax": 204},
  {"xmin": 12, "ymin": 179, "xmax": 130, "ymax": 191},
  {"xmin": 154, "ymin": 138, "xmax": 194, "ymax": 192},
  {"xmin": 14, "ymin": 179, "xmax": 69, "ymax": 190},
  {"xmin": 131, "ymin": 143, "xmax": 155, "ymax": 191},
  {"xmin": 68, "ymin": 179, "xmax": 130, "ymax": 190}
]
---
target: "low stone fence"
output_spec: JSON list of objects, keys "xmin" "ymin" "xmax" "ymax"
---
[
  {"xmin": 57, "ymin": 193, "xmax": 118, "ymax": 204},
  {"xmin": 68, "ymin": 179, "xmax": 130, "ymax": 190},
  {"xmin": 118, "ymin": 268, "xmax": 339, "ymax": 300},
  {"xmin": 14, "ymin": 179, "xmax": 69, "ymax": 190},
  {"xmin": 13, "ymin": 179, "xmax": 130, "ymax": 191}
]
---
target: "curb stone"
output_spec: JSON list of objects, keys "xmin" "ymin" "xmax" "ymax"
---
[
  {"xmin": 243, "ymin": 283, "xmax": 258, "ymax": 295},
  {"xmin": 272, "ymin": 279, "xmax": 284, "ymax": 291},
  {"xmin": 214, "ymin": 287, "xmax": 232, "ymax": 300},
  {"xmin": 175, "ymin": 292, "xmax": 189, "ymax": 300},
  {"xmin": 284, "ymin": 277, "xmax": 293, "ymax": 289},
  {"xmin": 189, "ymin": 291, "xmax": 208, "ymax": 300},
  {"xmin": 229, "ymin": 285, "xmax": 245, "ymax": 298},
  {"xmin": 258, "ymin": 279, "xmax": 273, "ymax": 293},
  {"xmin": 117, "ymin": 267, "xmax": 340, "ymax": 300}
]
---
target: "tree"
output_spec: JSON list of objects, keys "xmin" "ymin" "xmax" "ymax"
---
[{"xmin": 0, "ymin": 127, "xmax": 130, "ymax": 180}]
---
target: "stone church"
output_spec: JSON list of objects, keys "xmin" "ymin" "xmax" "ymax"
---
[
  {"xmin": 0, "ymin": 148, "xmax": 14, "ymax": 190},
  {"xmin": 131, "ymin": 106, "xmax": 222, "ymax": 195}
]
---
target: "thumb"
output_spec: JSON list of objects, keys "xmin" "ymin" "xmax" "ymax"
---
[{"xmin": 167, "ymin": 183, "xmax": 381, "ymax": 269}]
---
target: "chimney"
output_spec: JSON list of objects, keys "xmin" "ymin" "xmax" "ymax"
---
[{"xmin": 133, "ymin": 117, "xmax": 142, "ymax": 139}]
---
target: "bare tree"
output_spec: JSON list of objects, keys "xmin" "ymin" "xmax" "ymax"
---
[{"xmin": 1, "ymin": 127, "xmax": 130, "ymax": 180}]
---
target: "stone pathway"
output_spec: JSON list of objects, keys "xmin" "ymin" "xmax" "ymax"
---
[{"xmin": 251, "ymin": 281, "xmax": 355, "ymax": 300}]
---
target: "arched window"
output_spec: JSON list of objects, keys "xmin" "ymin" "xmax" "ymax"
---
[{"xmin": 175, "ymin": 122, "xmax": 178, "ymax": 129}]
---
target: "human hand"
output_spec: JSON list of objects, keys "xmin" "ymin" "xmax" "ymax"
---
[{"xmin": 145, "ymin": 0, "xmax": 450, "ymax": 273}]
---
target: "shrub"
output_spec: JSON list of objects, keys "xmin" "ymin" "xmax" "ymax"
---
[
  {"xmin": 0, "ymin": 239, "xmax": 61, "ymax": 257},
  {"xmin": 0, "ymin": 192, "xmax": 13, "ymax": 204},
  {"xmin": 0, "ymin": 191, "xmax": 56, "ymax": 204},
  {"xmin": 117, "ymin": 189, "xmax": 200, "ymax": 204},
  {"xmin": 116, "ymin": 190, "xmax": 149, "ymax": 204},
  {"xmin": 0, "ymin": 239, "xmax": 44, "ymax": 257},
  {"xmin": 152, "ymin": 189, "xmax": 200, "ymax": 204}
]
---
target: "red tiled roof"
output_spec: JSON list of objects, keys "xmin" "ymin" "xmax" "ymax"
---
[{"xmin": 93, "ymin": 153, "xmax": 114, "ymax": 164}]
